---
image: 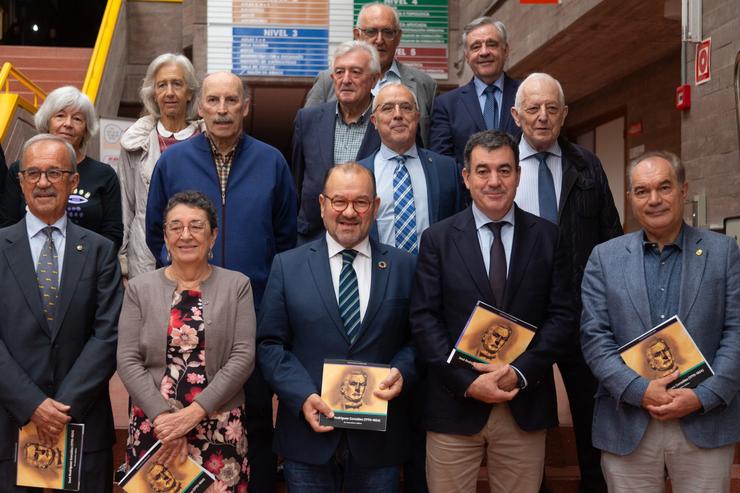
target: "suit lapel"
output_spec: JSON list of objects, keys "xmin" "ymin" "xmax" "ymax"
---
[
  {"xmin": 461, "ymin": 79, "xmax": 486, "ymax": 132},
  {"xmin": 418, "ymin": 148, "xmax": 440, "ymax": 223},
  {"xmin": 452, "ymin": 208, "xmax": 493, "ymax": 302},
  {"xmin": 504, "ymin": 207, "xmax": 539, "ymax": 309},
  {"xmin": 624, "ymin": 233, "xmax": 652, "ymax": 330},
  {"xmin": 307, "ymin": 238, "xmax": 349, "ymax": 343},
  {"xmin": 357, "ymin": 121, "xmax": 380, "ymax": 159},
  {"xmin": 53, "ymin": 223, "xmax": 87, "ymax": 340},
  {"xmin": 498, "ymin": 75, "xmax": 517, "ymax": 132},
  {"xmin": 4, "ymin": 221, "xmax": 50, "ymax": 334},
  {"xmin": 398, "ymin": 63, "xmax": 418, "ymax": 97},
  {"xmin": 357, "ymin": 240, "xmax": 390, "ymax": 343},
  {"xmin": 678, "ymin": 226, "xmax": 706, "ymax": 322},
  {"xmin": 559, "ymin": 156, "xmax": 577, "ymax": 217},
  {"xmin": 318, "ymin": 104, "xmax": 336, "ymax": 168}
]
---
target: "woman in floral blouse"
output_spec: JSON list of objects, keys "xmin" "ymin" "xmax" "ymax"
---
[{"xmin": 117, "ymin": 191, "xmax": 255, "ymax": 492}]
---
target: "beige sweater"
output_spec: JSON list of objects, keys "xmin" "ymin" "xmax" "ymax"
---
[{"xmin": 117, "ymin": 266, "xmax": 255, "ymax": 420}]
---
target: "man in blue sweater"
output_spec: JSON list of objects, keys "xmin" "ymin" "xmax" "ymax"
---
[{"xmin": 145, "ymin": 71, "xmax": 297, "ymax": 493}]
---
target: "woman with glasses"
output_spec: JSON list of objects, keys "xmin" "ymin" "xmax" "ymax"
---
[
  {"xmin": 0, "ymin": 86, "xmax": 123, "ymax": 249},
  {"xmin": 117, "ymin": 190, "xmax": 254, "ymax": 492}
]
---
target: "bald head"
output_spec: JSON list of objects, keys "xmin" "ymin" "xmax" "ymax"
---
[
  {"xmin": 511, "ymin": 73, "xmax": 568, "ymax": 152},
  {"xmin": 198, "ymin": 71, "xmax": 249, "ymax": 151}
]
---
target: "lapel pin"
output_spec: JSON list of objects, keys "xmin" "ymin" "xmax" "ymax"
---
[
  {"xmin": 76, "ymin": 244, "xmax": 84, "ymax": 252},
  {"xmin": 378, "ymin": 261, "xmax": 387, "ymax": 269},
  {"xmin": 695, "ymin": 248, "xmax": 703, "ymax": 256}
]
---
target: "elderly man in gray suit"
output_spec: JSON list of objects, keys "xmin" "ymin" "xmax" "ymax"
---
[
  {"xmin": 581, "ymin": 150, "xmax": 740, "ymax": 492},
  {"xmin": 304, "ymin": 2, "xmax": 437, "ymax": 146}
]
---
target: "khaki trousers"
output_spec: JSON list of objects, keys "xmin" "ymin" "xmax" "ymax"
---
[
  {"xmin": 601, "ymin": 418, "xmax": 734, "ymax": 493},
  {"xmin": 426, "ymin": 404, "xmax": 546, "ymax": 493}
]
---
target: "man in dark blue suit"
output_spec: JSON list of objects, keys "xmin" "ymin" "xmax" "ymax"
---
[
  {"xmin": 429, "ymin": 17, "xmax": 521, "ymax": 169},
  {"xmin": 359, "ymin": 82, "xmax": 463, "ymax": 252},
  {"xmin": 293, "ymin": 40, "xmax": 382, "ymax": 243},
  {"xmin": 410, "ymin": 131, "xmax": 576, "ymax": 493},
  {"xmin": 258, "ymin": 162, "xmax": 417, "ymax": 492},
  {"xmin": 0, "ymin": 134, "xmax": 122, "ymax": 492}
]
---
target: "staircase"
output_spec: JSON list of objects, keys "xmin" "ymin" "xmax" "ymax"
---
[{"xmin": 0, "ymin": 45, "xmax": 92, "ymax": 96}]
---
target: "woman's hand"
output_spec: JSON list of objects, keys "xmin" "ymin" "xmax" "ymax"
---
[
  {"xmin": 153, "ymin": 437, "xmax": 189, "ymax": 467},
  {"xmin": 153, "ymin": 402, "xmax": 207, "ymax": 443}
]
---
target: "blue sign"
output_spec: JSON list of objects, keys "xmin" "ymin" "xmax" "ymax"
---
[{"xmin": 232, "ymin": 27, "xmax": 329, "ymax": 77}]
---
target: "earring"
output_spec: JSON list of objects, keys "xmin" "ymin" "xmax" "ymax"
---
[
  {"xmin": 166, "ymin": 250, "xmax": 171, "ymax": 262},
  {"xmin": 208, "ymin": 249, "xmax": 214, "ymax": 260}
]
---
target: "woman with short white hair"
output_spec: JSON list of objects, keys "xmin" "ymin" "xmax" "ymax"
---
[{"xmin": 118, "ymin": 53, "xmax": 201, "ymax": 279}]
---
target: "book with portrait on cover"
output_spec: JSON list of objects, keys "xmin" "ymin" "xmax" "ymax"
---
[
  {"xmin": 319, "ymin": 359, "xmax": 391, "ymax": 432},
  {"xmin": 118, "ymin": 440, "xmax": 214, "ymax": 493},
  {"xmin": 618, "ymin": 315, "xmax": 714, "ymax": 389},
  {"xmin": 16, "ymin": 422, "xmax": 84, "ymax": 491},
  {"xmin": 447, "ymin": 301, "xmax": 537, "ymax": 368}
]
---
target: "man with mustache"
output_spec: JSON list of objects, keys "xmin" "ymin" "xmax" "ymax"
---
[
  {"xmin": 145, "ymin": 71, "xmax": 297, "ymax": 492},
  {"xmin": 0, "ymin": 134, "xmax": 122, "ymax": 491},
  {"xmin": 292, "ymin": 41, "xmax": 382, "ymax": 244},
  {"xmin": 430, "ymin": 17, "xmax": 522, "ymax": 170}
]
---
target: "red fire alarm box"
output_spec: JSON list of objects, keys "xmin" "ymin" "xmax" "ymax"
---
[{"xmin": 676, "ymin": 84, "xmax": 691, "ymax": 110}]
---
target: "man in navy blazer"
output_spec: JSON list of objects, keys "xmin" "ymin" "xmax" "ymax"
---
[
  {"xmin": 429, "ymin": 17, "xmax": 521, "ymax": 169},
  {"xmin": 258, "ymin": 162, "xmax": 417, "ymax": 491},
  {"xmin": 292, "ymin": 40, "xmax": 382, "ymax": 243},
  {"xmin": 0, "ymin": 135, "xmax": 121, "ymax": 491},
  {"xmin": 410, "ymin": 131, "xmax": 577, "ymax": 493},
  {"xmin": 358, "ymin": 82, "xmax": 463, "ymax": 252},
  {"xmin": 581, "ymin": 151, "xmax": 740, "ymax": 492}
]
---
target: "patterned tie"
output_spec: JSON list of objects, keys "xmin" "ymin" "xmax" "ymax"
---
[
  {"xmin": 487, "ymin": 222, "xmax": 507, "ymax": 308},
  {"xmin": 338, "ymin": 249, "xmax": 361, "ymax": 342},
  {"xmin": 536, "ymin": 152, "xmax": 558, "ymax": 224},
  {"xmin": 483, "ymin": 85, "xmax": 499, "ymax": 130},
  {"xmin": 37, "ymin": 226, "xmax": 60, "ymax": 322},
  {"xmin": 392, "ymin": 155, "xmax": 418, "ymax": 254}
]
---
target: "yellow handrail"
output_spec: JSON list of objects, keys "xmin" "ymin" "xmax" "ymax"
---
[
  {"xmin": 0, "ymin": 63, "xmax": 47, "ymax": 141},
  {"xmin": 0, "ymin": 62, "xmax": 47, "ymax": 109},
  {"xmin": 82, "ymin": 0, "xmax": 123, "ymax": 104}
]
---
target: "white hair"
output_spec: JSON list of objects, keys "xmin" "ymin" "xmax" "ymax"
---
[
  {"xmin": 34, "ymin": 86, "xmax": 98, "ymax": 148},
  {"xmin": 514, "ymin": 73, "xmax": 566, "ymax": 111},
  {"xmin": 330, "ymin": 40, "xmax": 381, "ymax": 75},
  {"xmin": 140, "ymin": 53, "xmax": 199, "ymax": 119}
]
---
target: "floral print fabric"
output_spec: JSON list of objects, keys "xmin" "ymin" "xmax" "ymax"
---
[{"xmin": 126, "ymin": 289, "xmax": 249, "ymax": 492}]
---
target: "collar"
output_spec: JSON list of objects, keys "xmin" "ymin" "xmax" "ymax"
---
[
  {"xmin": 519, "ymin": 137, "xmax": 562, "ymax": 161},
  {"xmin": 379, "ymin": 143, "xmax": 418, "ymax": 161},
  {"xmin": 206, "ymin": 133, "xmax": 240, "ymax": 158},
  {"xmin": 642, "ymin": 223, "xmax": 686, "ymax": 251},
  {"xmin": 386, "ymin": 60, "xmax": 401, "ymax": 80},
  {"xmin": 157, "ymin": 120, "xmax": 197, "ymax": 140},
  {"xmin": 26, "ymin": 211, "xmax": 68, "ymax": 239},
  {"xmin": 335, "ymin": 101, "xmax": 373, "ymax": 124},
  {"xmin": 326, "ymin": 232, "xmax": 372, "ymax": 260},
  {"xmin": 474, "ymin": 73, "xmax": 505, "ymax": 98},
  {"xmin": 471, "ymin": 202, "xmax": 516, "ymax": 230}
]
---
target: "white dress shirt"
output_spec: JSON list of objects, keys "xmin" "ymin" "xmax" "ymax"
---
[
  {"xmin": 26, "ymin": 211, "xmax": 68, "ymax": 280},
  {"xmin": 515, "ymin": 138, "xmax": 563, "ymax": 216},
  {"xmin": 474, "ymin": 74, "xmax": 505, "ymax": 123},
  {"xmin": 374, "ymin": 144, "xmax": 430, "ymax": 246},
  {"xmin": 326, "ymin": 233, "xmax": 372, "ymax": 321}
]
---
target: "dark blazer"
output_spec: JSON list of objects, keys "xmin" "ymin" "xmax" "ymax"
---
[
  {"xmin": 357, "ymin": 147, "xmax": 464, "ymax": 239},
  {"xmin": 257, "ymin": 237, "xmax": 417, "ymax": 467},
  {"xmin": 429, "ymin": 74, "xmax": 522, "ymax": 168},
  {"xmin": 409, "ymin": 205, "xmax": 577, "ymax": 435},
  {"xmin": 0, "ymin": 220, "xmax": 122, "ymax": 460},
  {"xmin": 292, "ymin": 101, "xmax": 381, "ymax": 243}
]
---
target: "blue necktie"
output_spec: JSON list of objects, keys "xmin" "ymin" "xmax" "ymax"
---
[
  {"xmin": 483, "ymin": 85, "xmax": 499, "ymax": 130},
  {"xmin": 338, "ymin": 249, "xmax": 361, "ymax": 342},
  {"xmin": 536, "ymin": 152, "xmax": 558, "ymax": 224},
  {"xmin": 37, "ymin": 226, "xmax": 60, "ymax": 322},
  {"xmin": 392, "ymin": 155, "xmax": 418, "ymax": 254}
]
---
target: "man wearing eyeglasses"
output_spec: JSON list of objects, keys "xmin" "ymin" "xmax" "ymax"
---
[
  {"xmin": 304, "ymin": 2, "xmax": 437, "ymax": 146},
  {"xmin": 0, "ymin": 134, "xmax": 122, "ymax": 492},
  {"xmin": 258, "ymin": 162, "xmax": 417, "ymax": 492}
]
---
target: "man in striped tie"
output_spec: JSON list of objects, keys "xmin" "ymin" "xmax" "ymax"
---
[{"xmin": 257, "ymin": 162, "xmax": 418, "ymax": 492}]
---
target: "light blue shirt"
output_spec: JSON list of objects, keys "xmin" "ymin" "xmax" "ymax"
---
[
  {"xmin": 26, "ymin": 211, "xmax": 68, "ymax": 281},
  {"xmin": 474, "ymin": 74, "xmax": 505, "ymax": 123},
  {"xmin": 374, "ymin": 144, "xmax": 430, "ymax": 247},
  {"xmin": 372, "ymin": 60, "xmax": 402, "ymax": 97},
  {"xmin": 471, "ymin": 202, "xmax": 515, "ymax": 276},
  {"xmin": 514, "ymin": 138, "xmax": 563, "ymax": 216}
]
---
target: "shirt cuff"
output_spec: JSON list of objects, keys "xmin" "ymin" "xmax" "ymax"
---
[{"xmin": 510, "ymin": 365, "xmax": 528, "ymax": 389}]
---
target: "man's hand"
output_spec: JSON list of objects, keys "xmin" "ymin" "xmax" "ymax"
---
[
  {"xmin": 472, "ymin": 362, "xmax": 518, "ymax": 391},
  {"xmin": 153, "ymin": 437, "xmax": 189, "ymax": 467},
  {"xmin": 374, "ymin": 368, "xmax": 404, "ymax": 401},
  {"xmin": 154, "ymin": 402, "xmax": 206, "ymax": 443},
  {"xmin": 641, "ymin": 370, "xmax": 678, "ymax": 409},
  {"xmin": 301, "ymin": 393, "xmax": 334, "ymax": 433},
  {"xmin": 30, "ymin": 398, "xmax": 71, "ymax": 447},
  {"xmin": 465, "ymin": 365, "xmax": 520, "ymax": 404},
  {"xmin": 646, "ymin": 388, "xmax": 702, "ymax": 420}
]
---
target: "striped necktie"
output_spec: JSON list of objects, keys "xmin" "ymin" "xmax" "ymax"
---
[
  {"xmin": 37, "ymin": 226, "xmax": 60, "ymax": 322},
  {"xmin": 338, "ymin": 249, "xmax": 361, "ymax": 342},
  {"xmin": 392, "ymin": 155, "xmax": 418, "ymax": 254}
]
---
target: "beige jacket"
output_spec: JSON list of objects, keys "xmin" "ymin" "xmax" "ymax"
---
[{"xmin": 117, "ymin": 266, "xmax": 255, "ymax": 420}]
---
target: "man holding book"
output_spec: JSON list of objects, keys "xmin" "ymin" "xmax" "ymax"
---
[
  {"xmin": 409, "ymin": 130, "xmax": 577, "ymax": 493},
  {"xmin": 581, "ymin": 151, "xmax": 740, "ymax": 491}
]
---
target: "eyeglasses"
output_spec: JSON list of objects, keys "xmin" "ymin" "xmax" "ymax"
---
[
  {"xmin": 375, "ymin": 102, "xmax": 417, "ymax": 115},
  {"xmin": 356, "ymin": 27, "xmax": 399, "ymax": 41},
  {"xmin": 324, "ymin": 195, "xmax": 373, "ymax": 214},
  {"xmin": 165, "ymin": 220, "xmax": 208, "ymax": 236},
  {"xmin": 19, "ymin": 168, "xmax": 74, "ymax": 184}
]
